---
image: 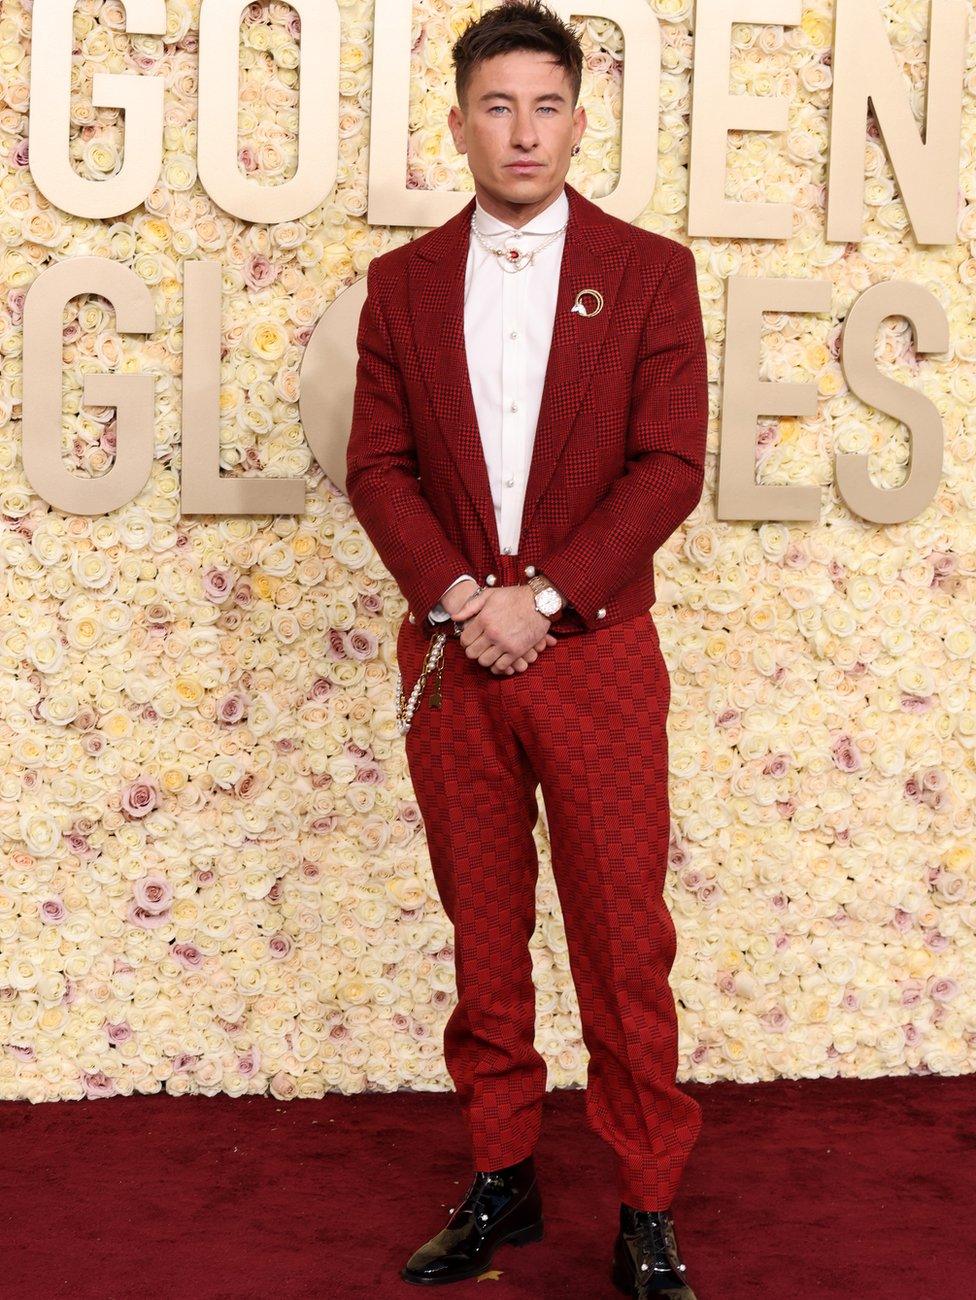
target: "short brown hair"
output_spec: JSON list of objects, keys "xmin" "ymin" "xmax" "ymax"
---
[{"xmin": 452, "ymin": 1, "xmax": 584, "ymax": 112}]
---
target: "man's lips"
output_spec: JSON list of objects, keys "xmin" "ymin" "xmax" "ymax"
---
[{"xmin": 507, "ymin": 162, "xmax": 542, "ymax": 169}]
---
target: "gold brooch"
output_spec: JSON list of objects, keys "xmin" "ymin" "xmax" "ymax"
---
[{"xmin": 571, "ymin": 288, "xmax": 604, "ymax": 317}]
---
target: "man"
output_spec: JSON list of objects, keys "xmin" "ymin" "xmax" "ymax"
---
[{"xmin": 345, "ymin": 3, "xmax": 708, "ymax": 1295}]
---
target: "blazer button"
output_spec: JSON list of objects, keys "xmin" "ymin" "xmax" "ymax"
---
[
  {"xmin": 596, "ymin": 608, "xmax": 606, "ymax": 619},
  {"xmin": 524, "ymin": 564, "xmax": 536, "ymax": 577},
  {"xmin": 408, "ymin": 613, "xmax": 416, "ymax": 623},
  {"xmin": 484, "ymin": 573, "xmax": 497, "ymax": 586}
]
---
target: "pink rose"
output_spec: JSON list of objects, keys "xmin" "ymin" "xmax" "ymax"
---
[
  {"xmin": 928, "ymin": 977, "xmax": 959, "ymax": 1002},
  {"xmin": 354, "ymin": 761, "xmax": 383, "ymax": 785},
  {"xmin": 270, "ymin": 1071, "xmax": 297, "ymax": 1100},
  {"xmin": 900, "ymin": 695, "xmax": 933, "ymax": 712},
  {"xmin": 830, "ymin": 735, "xmax": 863, "ymax": 772},
  {"xmin": 346, "ymin": 627, "xmax": 378, "ymax": 660},
  {"xmin": 121, "ymin": 779, "xmax": 159, "ymax": 818},
  {"xmin": 238, "ymin": 1047, "xmax": 260, "ymax": 1078},
  {"xmin": 202, "ymin": 567, "xmax": 235, "ymax": 604},
  {"xmin": 7, "ymin": 285, "xmax": 27, "ymax": 324},
  {"xmin": 134, "ymin": 874, "xmax": 173, "ymax": 914},
  {"xmin": 82, "ymin": 1071, "xmax": 117, "ymax": 1099},
  {"xmin": 39, "ymin": 897, "xmax": 66, "ymax": 924},
  {"xmin": 268, "ymin": 932, "xmax": 292, "ymax": 960},
  {"xmin": 218, "ymin": 691, "xmax": 249, "ymax": 724},
  {"xmin": 243, "ymin": 254, "xmax": 279, "ymax": 291},
  {"xmin": 920, "ymin": 767, "xmax": 947, "ymax": 792},
  {"xmin": 173, "ymin": 943, "xmax": 204, "ymax": 970},
  {"xmin": 760, "ymin": 1007, "xmax": 789, "ymax": 1032},
  {"xmin": 900, "ymin": 980, "xmax": 924, "ymax": 1007},
  {"xmin": 235, "ymin": 772, "xmax": 260, "ymax": 801},
  {"xmin": 127, "ymin": 901, "xmax": 172, "ymax": 929}
]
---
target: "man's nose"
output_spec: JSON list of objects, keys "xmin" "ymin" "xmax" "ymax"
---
[{"xmin": 509, "ymin": 116, "xmax": 540, "ymax": 147}]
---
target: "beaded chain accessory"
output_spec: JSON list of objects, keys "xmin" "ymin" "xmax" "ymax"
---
[
  {"xmin": 469, "ymin": 213, "xmax": 568, "ymax": 273},
  {"xmin": 395, "ymin": 630, "xmax": 448, "ymax": 734}
]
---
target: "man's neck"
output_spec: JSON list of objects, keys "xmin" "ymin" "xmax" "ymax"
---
[{"xmin": 473, "ymin": 181, "xmax": 566, "ymax": 229}]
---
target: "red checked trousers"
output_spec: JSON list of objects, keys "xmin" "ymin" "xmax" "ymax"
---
[{"xmin": 396, "ymin": 553, "xmax": 703, "ymax": 1210}]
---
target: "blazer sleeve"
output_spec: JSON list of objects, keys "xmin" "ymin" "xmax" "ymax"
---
[
  {"xmin": 536, "ymin": 241, "xmax": 708, "ymax": 627},
  {"xmin": 345, "ymin": 259, "xmax": 475, "ymax": 628}
]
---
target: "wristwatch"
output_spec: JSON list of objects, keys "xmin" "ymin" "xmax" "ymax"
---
[{"xmin": 527, "ymin": 573, "xmax": 564, "ymax": 621}]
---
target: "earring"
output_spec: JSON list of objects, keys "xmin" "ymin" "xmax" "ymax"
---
[{"xmin": 572, "ymin": 144, "xmax": 580, "ymax": 156}]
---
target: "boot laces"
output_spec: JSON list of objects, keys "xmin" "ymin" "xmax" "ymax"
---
[
  {"xmin": 631, "ymin": 1210, "xmax": 686, "ymax": 1275},
  {"xmin": 449, "ymin": 1171, "xmax": 504, "ymax": 1227}
]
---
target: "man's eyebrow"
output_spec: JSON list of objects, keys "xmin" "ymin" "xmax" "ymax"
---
[{"xmin": 477, "ymin": 91, "xmax": 567, "ymax": 103}]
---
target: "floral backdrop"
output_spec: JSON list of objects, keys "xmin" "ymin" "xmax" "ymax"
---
[{"xmin": 0, "ymin": 0, "xmax": 974, "ymax": 1105}]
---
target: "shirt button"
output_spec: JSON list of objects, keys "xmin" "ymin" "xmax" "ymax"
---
[
  {"xmin": 510, "ymin": 330, "xmax": 518, "ymax": 339},
  {"xmin": 510, "ymin": 401, "xmax": 518, "ymax": 412}
]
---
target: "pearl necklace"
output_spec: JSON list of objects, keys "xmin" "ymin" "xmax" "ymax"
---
[{"xmin": 470, "ymin": 212, "xmax": 568, "ymax": 273}]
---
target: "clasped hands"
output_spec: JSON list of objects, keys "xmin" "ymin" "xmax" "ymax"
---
[{"xmin": 440, "ymin": 578, "xmax": 558, "ymax": 676}]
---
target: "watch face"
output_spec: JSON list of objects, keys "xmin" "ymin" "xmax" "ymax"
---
[{"xmin": 537, "ymin": 589, "xmax": 560, "ymax": 615}]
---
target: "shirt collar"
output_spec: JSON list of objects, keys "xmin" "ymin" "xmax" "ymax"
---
[{"xmin": 472, "ymin": 185, "xmax": 568, "ymax": 238}]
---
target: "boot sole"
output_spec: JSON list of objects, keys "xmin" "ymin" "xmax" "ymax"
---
[{"xmin": 400, "ymin": 1218, "xmax": 544, "ymax": 1285}]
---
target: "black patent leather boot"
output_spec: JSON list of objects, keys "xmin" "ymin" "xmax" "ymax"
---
[
  {"xmin": 610, "ymin": 1202, "xmax": 697, "ymax": 1299},
  {"xmin": 400, "ymin": 1153, "xmax": 543, "ymax": 1285}
]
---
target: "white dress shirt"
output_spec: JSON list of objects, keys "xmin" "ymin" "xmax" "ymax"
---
[{"xmin": 427, "ymin": 185, "xmax": 569, "ymax": 624}]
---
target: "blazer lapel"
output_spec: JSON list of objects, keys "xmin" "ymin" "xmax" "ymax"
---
[{"xmin": 407, "ymin": 181, "xmax": 632, "ymax": 555}]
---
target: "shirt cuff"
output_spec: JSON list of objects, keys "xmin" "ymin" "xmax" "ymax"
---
[{"xmin": 427, "ymin": 573, "xmax": 477, "ymax": 625}]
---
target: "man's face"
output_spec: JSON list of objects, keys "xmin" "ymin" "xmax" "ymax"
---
[{"xmin": 448, "ymin": 49, "xmax": 585, "ymax": 221}]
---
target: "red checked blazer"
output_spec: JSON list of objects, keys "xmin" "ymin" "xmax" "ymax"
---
[{"xmin": 345, "ymin": 180, "xmax": 708, "ymax": 638}]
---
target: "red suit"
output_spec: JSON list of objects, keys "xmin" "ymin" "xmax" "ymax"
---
[{"xmin": 346, "ymin": 181, "xmax": 708, "ymax": 1210}]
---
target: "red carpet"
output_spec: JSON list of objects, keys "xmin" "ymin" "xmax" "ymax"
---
[{"xmin": 1, "ymin": 1074, "xmax": 973, "ymax": 1298}]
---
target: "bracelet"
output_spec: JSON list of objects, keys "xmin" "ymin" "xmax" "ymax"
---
[{"xmin": 450, "ymin": 583, "xmax": 484, "ymax": 635}]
